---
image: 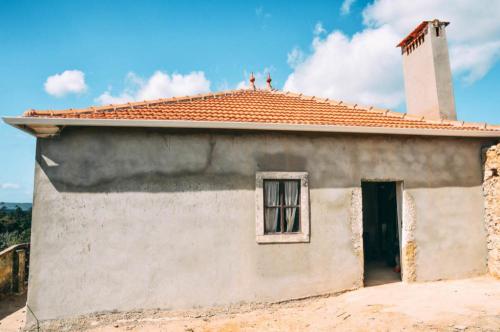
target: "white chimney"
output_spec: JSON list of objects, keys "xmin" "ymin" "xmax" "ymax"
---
[{"xmin": 398, "ymin": 20, "xmax": 456, "ymax": 120}]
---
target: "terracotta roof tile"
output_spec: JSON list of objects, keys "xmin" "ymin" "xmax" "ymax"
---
[{"xmin": 23, "ymin": 89, "xmax": 499, "ymax": 132}]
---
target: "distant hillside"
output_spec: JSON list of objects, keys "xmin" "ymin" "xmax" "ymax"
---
[{"xmin": 0, "ymin": 202, "xmax": 32, "ymax": 211}]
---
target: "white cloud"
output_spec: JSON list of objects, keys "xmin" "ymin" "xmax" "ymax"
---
[
  {"xmin": 363, "ymin": 0, "xmax": 500, "ymax": 83},
  {"xmin": 341, "ymin": 0, "xmax": 356, "ymax": 15},
  {"xmin": 236, "ymin": 68, "xmax": 275, "ymax": 90},
  {"xmin": 216, "ymin": 80, "xmax": 230, "ymax": 91},
  {"xmin": 284, "ymin": 0, "xmax": 500, "ymax": 109},
  {"xmin": 96, "ymin": 71, "xmax": 211, "ymax": 105},
  {"xmin": 236, "ymin": 80, "xmax": 248, "ymax": 90},
  {"xmin": 314, "ymin": 22, "xmax": 326, "ymax": 36},
  {"xmin": 285, "ymin": 26, "xmax": 404, "ymax": 108},
  {"xmin": 255, "ymin": 6, "xmax": 271, "ymax": 18},
  {"xmin": 287, "ymin": 47, "xmax": 305, "ymax": 68},
  {"xmin": 451, "ymin": 41, "xmax": 500, "ymax": 84},
  {"xmin": 0, "ymin": 183, "xmax": 20, "ymax": 190},
  {"xmin": 95, "ymin": 90, "xmax": 133, "ymax": 105},
  {"xmin": 44, "ymin": 70, "xmax": 87, "ymax": 97}
]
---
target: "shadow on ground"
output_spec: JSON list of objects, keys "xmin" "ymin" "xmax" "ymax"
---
[
  {"xmin": 364, "ymin": 261, "xmax": 401, "ymax": 287},
  {"xmin": 0, "ymin": 293, "xmax": 26, "ymax": 320}
]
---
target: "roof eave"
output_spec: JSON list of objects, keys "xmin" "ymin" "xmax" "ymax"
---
[{"xmin": 3, "ymin": 116, "xmax": 500, "ymax": 138}]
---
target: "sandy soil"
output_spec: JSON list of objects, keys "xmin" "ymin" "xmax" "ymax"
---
[
  {"xmin": 6, "ymin": 276, "xmax": 500, "ymax": 331},
  {"xmin": 0, "ymin": 293, "xmax": 26, "ymax": 332}
]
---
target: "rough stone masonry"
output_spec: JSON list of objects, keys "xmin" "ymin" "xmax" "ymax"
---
[{"xmin": 483, "ymin": 143, "xmax": 500, "ymax": 278}]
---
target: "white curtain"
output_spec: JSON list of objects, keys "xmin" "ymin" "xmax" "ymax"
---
[
  {"xmin": 264, "ymin": 181, "xmax": 279, "ymax": 232},
  {"xmin": 284, "ymin": 181, "xmax": 299, "ymax": 232}
]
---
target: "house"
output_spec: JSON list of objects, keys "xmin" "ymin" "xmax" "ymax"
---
[{"xmin": 3, "ymin": 20, "xmax": 500, "ymax": 324}]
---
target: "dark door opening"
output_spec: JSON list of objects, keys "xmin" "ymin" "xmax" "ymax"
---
[{"xmin": 362, "ymin": 181, "xmax": 401, "ymax": 286}]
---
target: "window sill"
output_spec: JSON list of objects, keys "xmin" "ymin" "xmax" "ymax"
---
[{"xmin": 256, "ymin": 233, "xmax": 310, "ymax": 244}]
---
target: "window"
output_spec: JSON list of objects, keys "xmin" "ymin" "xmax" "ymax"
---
[
  {"xmin": 255, "ymin": 172, "xmax": 310, "ymax": 243},
  {"xmin": 264, "ymin": 180, "xmax": 300, "ymax": 233}
]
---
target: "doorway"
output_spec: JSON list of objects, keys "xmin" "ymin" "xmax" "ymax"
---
[{"xmin": 361, "ymin": 181, "xmax": 401, "ymax": 286}]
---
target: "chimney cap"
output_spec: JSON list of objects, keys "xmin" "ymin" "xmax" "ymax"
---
[{"xmin": 397, "ymin": 20, "xmax": 449, "ymax": 48}]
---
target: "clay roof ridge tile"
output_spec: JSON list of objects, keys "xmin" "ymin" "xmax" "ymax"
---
[
  {"xmin": 339, "ymin": 101, "xmax": 358, "ymax": 109},
  {"xmin": 423, "ymin": 118, "xmax": 444, "ymax": 124},
  {"xmin": 367, "ymin": 107, "xmax": 388, "ymax": 114},
  {"xmin": 284, "ymin": 92, "xmax": 302, "ymax": 98},
  {"xmin": 486, "ymin": 124, "xmax": 500, "ymax": 130},
  {"xmin": 464, "ymin": 121, "xmax": 487, "ymax": 129},
  {"xmin": 212, "ymin": 91, "xmax": 226, "ymax": 97},
  {"xmin": 403, "ymin": 114, "xmax": 425, "ymax": 121},
  {"xmin": 442, "ymin": 119, "xmax": 464, "ymax": 127},
  {"xmin": 384, "ymin": 110, "xmax": 405, "ymax": 118},
  {"xmin": 347, "ymin": 104, "xmax": 371, "ymax": 112},
  {"xmin": 23, "ymin": 109, "xmax": 36, "ymax": 116}
]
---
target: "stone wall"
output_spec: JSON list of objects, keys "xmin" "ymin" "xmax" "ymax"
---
[
  {"xmin": 483, "ymin": 143, "xmax": 500, "ymax": 278},
  {"xmin": 0, "ymin": 248, "xmax": 14, "ymax": 293},
  {"xmin": 401, "ymin": 191, "xmax": 417, "ymax": 282},
  {"xmin": 0, "ymin": 244, "xmax": 29, "ymax": 294}
]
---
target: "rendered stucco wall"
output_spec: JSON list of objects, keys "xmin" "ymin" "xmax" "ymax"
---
[
  {"xmin": 27, "ymin": 128, "xmax": 490, "ymax": 321},
  {"xmin": 408, "ymin": 187, "xmax": 486, "ymax": 280}
]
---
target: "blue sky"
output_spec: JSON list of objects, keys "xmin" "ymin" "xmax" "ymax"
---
[{"xmin": 1, "ymin": 0, "xmax": 499, "ymax": 202}]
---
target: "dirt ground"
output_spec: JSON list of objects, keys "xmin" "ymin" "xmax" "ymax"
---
[
  {"xmin": 0, "ymin": 293, "xmax": 26, "ymax": 332},
  {"xmin": 3, "ymin": 276, "xmax": 500, "ymax": 331}
]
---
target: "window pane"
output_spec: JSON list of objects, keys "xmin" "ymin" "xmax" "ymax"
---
[
  {"xmin": 264, "ymin": 207, "xmax": 280, "ymax": 233},
  {"xmin": 264, "ymin": 181, "xmax": 280, "ymax": 207},
  {"xmin": 284, "ymin": 181, "xmax": 299, "ymax": 206},
  {"xmin": 284, "ymin": 208, "xmax": 299, "ymax": 232}
]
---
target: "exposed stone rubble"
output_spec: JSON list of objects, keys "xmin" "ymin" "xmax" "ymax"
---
[
  {"xmin": 483, "ymin": 143, "xmax": 500, "ymax": 278},
  {"xmin": 349, "ymin": 188, "xmax": 364, "ymax": 287},
  {"xmin": 401, "ymin": 191, "xmax": 417, "ymax": 282}
]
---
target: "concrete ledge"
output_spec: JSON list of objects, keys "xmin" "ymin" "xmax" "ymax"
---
[{"xmin": 4, "ymin": 117, "xmax": 500, "ymax": 138}]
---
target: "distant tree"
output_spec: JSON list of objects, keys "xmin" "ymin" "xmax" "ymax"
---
[{"xmin": 0, "ymin": 207, "xmax": 31, "ymax": 251}]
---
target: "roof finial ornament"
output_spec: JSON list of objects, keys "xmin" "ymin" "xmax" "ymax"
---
[
  {"xmin": 249, "ymin": 72, "xmax": 256, "ymax": 90},
  {"xmin": 266, "ymin": 73, "xmax": 272, "ymax": 90}
]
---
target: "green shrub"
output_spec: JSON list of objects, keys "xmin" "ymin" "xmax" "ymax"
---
[{"xmin": 0, "ymin": 207, "xmax": 31, "ymax": 251}]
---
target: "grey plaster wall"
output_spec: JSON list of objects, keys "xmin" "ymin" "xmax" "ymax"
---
[{"xmin": 28, "ymin": 127, "xmax": 491, "ymax": 321}]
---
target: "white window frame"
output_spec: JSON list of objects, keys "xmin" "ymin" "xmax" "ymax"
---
[{"xmin": 255, "ymin": 172, "xmax": 310, "ymax": 243}]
